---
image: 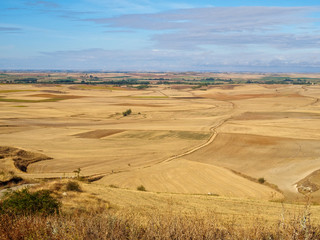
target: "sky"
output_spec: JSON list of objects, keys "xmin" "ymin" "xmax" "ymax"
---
[{"xmin": 0, "ymin": 0, "xmax": 320, "ymax": 72}]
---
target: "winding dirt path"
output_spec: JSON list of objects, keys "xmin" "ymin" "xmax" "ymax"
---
[
  {"xmin": 7, "ymin": 89, "xmax": 237, "ymax": 183},
  {"xmin": 88, "ymin": 98, "xmax": 236, "ymax": 178},
  {"xmin": 300, "ymin": 86, "xmax": 320, "ymax": 107},
  {"xmin": 163, "ymin": 117, "xmax": 230, "ymax": 163}
]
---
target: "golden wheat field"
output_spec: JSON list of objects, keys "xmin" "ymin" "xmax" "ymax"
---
[{"xmin": 1, "ymin": 82, "xmax": 320, "ymax": 225}]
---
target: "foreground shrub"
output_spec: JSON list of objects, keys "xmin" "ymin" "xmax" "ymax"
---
[
  {"xmin": 0, "ymin": 189, "xmax": 60, "ymax": 215},
  {"xmin": 258, "ymin": 177, "xmax": 266, "ymax": 184},
  {"xmin": 66, "ymin": 181, "xmax": 82, "ymax": 192}
]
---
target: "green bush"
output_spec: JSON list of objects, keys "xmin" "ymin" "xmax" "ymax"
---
[
  {"xmin": 137, "ymin": 185, "xmax": 146, "ymax": 191},
  {"xmin": 0, "ymin": 189, "xmax": 60, "ymax": 215},
  {"xmin": 258, "ymin": 177, "xmax": 266, "ymax": 184},
  {"xmin": 136, "ymin": 85, "xmax": 149, "ymax": 90},
  {"xmin": 122, "ymin": 109, "xmax": 132, "ymax": 116},
  {"xmin": 66, "ymin": 181, "xmax": 82, "ymax": 192}
]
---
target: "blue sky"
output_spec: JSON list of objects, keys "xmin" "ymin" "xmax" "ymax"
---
[{"xmin": 0, "ymin": 0, "xmax": 320, "ymax": 72}]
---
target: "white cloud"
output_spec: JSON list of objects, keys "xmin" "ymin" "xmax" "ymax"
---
[
  {"xmin": 1, "ymin": 47, "xmax": 319, "ymax": 72},
  {"xmin": 2, "ymin": 5, "xmax": 320, "ymax": 72},
  {"xmin": 87, "ymin": 6, "xmax": 320, "ymax": 51}
]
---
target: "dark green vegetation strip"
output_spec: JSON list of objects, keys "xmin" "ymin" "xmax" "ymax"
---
[{"xmin": 1, "ymin": 72, "xmax": 320, "ymax": 85}]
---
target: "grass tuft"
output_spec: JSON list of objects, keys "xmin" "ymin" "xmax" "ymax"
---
[{"xmin": 65, "ymin": 181, "xmax": 82, "ymax": 192}]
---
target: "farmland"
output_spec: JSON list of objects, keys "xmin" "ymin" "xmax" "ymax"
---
[{"xmin": 1, "ymin": 72, "xmax": 320, "ymax": 230}]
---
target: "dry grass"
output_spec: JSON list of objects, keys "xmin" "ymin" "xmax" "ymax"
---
[
  {"xmin": 29, "ymin": 180, "xmax": 317, "ymax": 226},
  {"xmin": 1, "ymin": 202, "xmax": 320, "ymax": 240}
]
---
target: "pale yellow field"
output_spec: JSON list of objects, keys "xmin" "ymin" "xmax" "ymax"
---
[
  {"xmin": 99, "ymin": 158, "xmax": 281, "ymax": 199},
  {"xmin": 33, "ymin": 180, "xmax": 320, "ymax": 228},
  {"xmin": 83, "ymin": 183, "xmax": 320, "ymax": 225},
  {"xmin": 1, "ymin": 83, "xmax": 320, "ymax": 202}
]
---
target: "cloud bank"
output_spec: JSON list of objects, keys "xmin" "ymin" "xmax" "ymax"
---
[{"xmin": 1, "ymin": 6, "xmax": 320, "ymax": 72}]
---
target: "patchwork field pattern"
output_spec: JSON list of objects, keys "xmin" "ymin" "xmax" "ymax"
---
[{"xmin": 1, "ymin": 83, "xmax": 320, "ymax": 201}]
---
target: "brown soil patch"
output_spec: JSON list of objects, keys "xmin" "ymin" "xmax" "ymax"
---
[
  {"xmin": 69, "ymin": 85, "xmax": 133, "ymax": 91},
  {"xmin": 41, "ymin": 90, "xmax": 65, "ymax": 94},
  {"xmin": 233, "ymin": 111, "xmax": 320, "ymax": 121},
  {"xmin": 208, "ymin": 85, "xmax": 239, "ymax": 90},
  {"xmin": 28, "ymin": 94, "xmax": 84, "ymax": 99},
  {"xmin": 74, "ymin": 129, "xmax": 124, "ymax": 139},
  {"xmin": 0, "ymin": 146, "xmax": 52, "ymax": 172}
]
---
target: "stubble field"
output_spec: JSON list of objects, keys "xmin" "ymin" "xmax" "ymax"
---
[{"xmin": 1, "ymin": 82, "xmax": 320, "ymax": 225}]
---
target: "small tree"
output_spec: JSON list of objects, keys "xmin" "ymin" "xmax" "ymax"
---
[
  {"xmin": 258, "ymin": 177, "xmax": 266, "ymax": 184},
  {"xmin": 73, "ymin": 168, "xmax": 81, "ymax": 179},
  {"xmin": 122, "ymin": 109, "xmax": 132, "ymax": 117}
]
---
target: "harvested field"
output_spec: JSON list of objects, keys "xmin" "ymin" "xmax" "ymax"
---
[
  {"xmin": 0, "ymin": 83, "xmax": 320, "ymax": 203},
  {"xmin": 233, "ymin": 111, "xmax": 320, "ymax": 120},
  {"xmin": 184, "ymin": 133, "xmax": 320, "ymax": 195},
  {"xmin": 99, "ymin": 158, "xmax": 282, "ymax": 199}
]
